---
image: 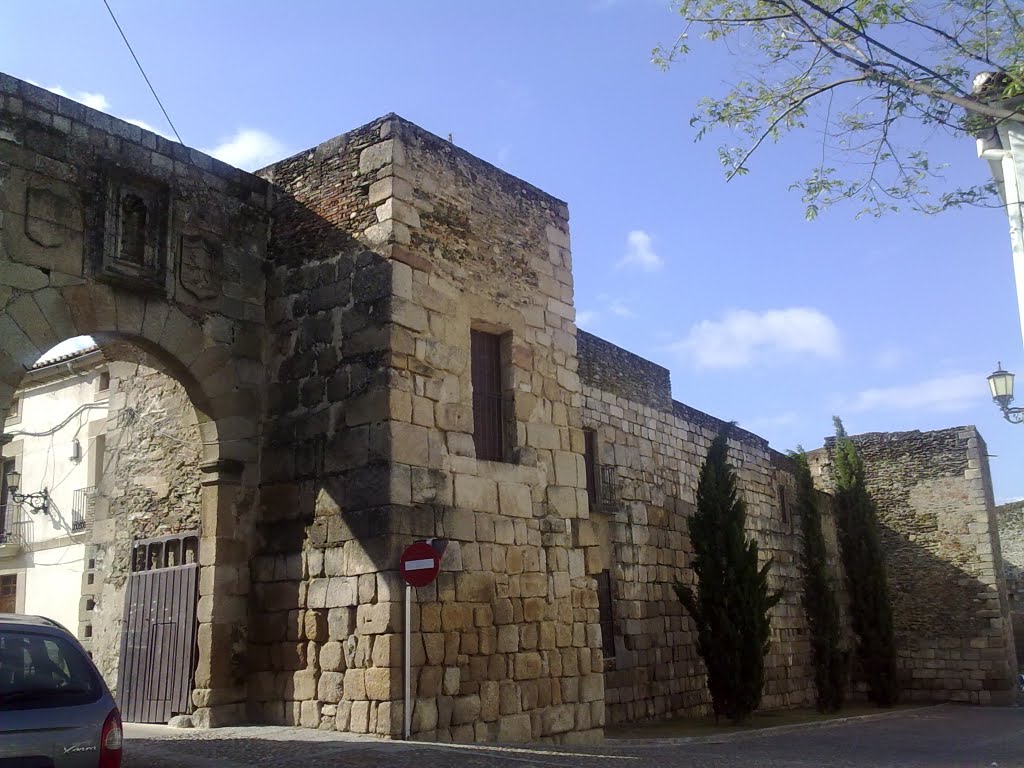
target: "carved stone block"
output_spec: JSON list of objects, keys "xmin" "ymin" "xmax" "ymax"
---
[
  {"xmin": 179, "ymin": 232, "xmax": 222, "ymax": 301},
  {"xmin": 96, "ymin": 169, "xmax": 169, "ymax": 292},
  {"xmin": 0, "ymin": 167, "xmax": 83, "ymax": 275}
]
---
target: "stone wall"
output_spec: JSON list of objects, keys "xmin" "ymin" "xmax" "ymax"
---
[
  {"xmin": 0, "ymin": 71, "xmax": 269, "ymax": 726},
  {"xmin": 251, "ymin": 115, "xmax": 602, "ymax": 743},
  {"xmin": 86, "ymin": 361, "xmax": 203, "ymax": 689},
  {"xmin": 386, "ymin": 119, "xmax": 602, "ymax": 744},
  {"xmin": 577, "ymin": 336, "xmax": 850, "ymax": 723},
  {"xmin": 250, "ymin": 117, "xmax": 392, "ymax": 733},
  {"xmin": 808, "ymin": 428, "xmax": 1018, "ymax": 704},
  {"xmin": 995, "ymin": 500, "xmax": 1024, "ymax": 670},
  {"xmin": 576, "ymin": 331, "xmax": 671, "ymax": 411}
]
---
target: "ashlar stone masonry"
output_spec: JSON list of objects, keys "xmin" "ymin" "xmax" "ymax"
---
[{"xmin": 1, "ymin": 69, "xmax": 1017, "ymax": 742}]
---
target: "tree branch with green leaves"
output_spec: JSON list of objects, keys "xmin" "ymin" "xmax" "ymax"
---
[{"xmin": 654, "ymin": 0, "xmax": 1024, "ymax": 218}]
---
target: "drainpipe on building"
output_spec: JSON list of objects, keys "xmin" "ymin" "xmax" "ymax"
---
[
  {"xmin": 978, "ymin": 125, "xmax": 1024, "ymax": 348},
  {"xmin": 974, "ymin": 81, "xmax": 1024, "ymax": 349}
]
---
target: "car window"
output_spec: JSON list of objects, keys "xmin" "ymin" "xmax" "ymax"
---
[{"xmin": 0, "ymin": 629, "xmax": 102, "ymax": 710}]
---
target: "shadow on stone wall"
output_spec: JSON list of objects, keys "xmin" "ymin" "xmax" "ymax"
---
[{"xmin": 843, "ymin": 521, "xmax": 1019, "ymax": 704}]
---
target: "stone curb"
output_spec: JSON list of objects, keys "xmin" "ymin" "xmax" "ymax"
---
[{"xmin": 605, "ymin": 704, "xmax": 947, "ymax": 748}]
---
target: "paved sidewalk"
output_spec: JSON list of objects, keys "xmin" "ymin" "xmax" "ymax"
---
[{"xmin": 122, "ymin": 704, "xmax": 1024, "ymax": 768}]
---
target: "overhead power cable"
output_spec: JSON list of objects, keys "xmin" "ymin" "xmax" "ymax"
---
[{"xmin": 101, "ymin": 0, "xmax": 184, "ymax": 145}]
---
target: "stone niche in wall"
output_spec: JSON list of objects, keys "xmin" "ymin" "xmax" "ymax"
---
[{"xmin": 92, "ymin": 165, "xmax": 170, "ymax": 292}]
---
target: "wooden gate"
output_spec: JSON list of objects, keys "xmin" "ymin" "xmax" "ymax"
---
[{"xmin": 116, "ymin": 532, "xmax": 200, "ymax": 724}]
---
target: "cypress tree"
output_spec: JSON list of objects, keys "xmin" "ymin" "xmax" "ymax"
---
[
  {"xmin": 674, "ymin": 425, "xmax": 783, "ymax": 723},
  {"xmin": 792, "ymin": 448, "xmax": 846, "ymax": 712},
  {"xmin": 831, "ymin": 417, "xmax": 898, "ymax": 707}
]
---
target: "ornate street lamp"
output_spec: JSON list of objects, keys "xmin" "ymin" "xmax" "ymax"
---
[
  {"xmin": 4, "ymin": 469, "xmax": 50, "ymax": 514},
  {"xmin": 988, "ymin": 363, "xmax": 1024, "ymax": 424}
]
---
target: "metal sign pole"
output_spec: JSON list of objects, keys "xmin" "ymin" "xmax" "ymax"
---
[{"xmin": 404, "ymin": 583, "xmax": 412, "ymax": 740}]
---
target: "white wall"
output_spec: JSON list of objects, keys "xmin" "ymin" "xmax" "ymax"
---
[
  {"xmin": 8, "ymin": 367, "xmax": 108, "ymax": 543},
  {"xmin": 22, "ymin": 543, "xmax": 85, "ymax": 632},
  {"xmin": 2, "ymin": 360, "xmax": 108, "ymax": 640}
]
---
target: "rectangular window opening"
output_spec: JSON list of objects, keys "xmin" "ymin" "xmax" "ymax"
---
[
  {"xmin": 596, "ymin": 569, "xmax": 616, "ymax": 660},
  {"xmin": 471, "ymin": 329, "xmax": 511, "ymax": 463},
  {"xmin": 584, "ymin": 428, "xmax": 599, "ymax": 508},
  {"xmin": 778, "ymin": 484, "xmax": 789, "ymax": 524},
  {"xmin": 97, "ymin": 370, "xmax": 110, "ymax": 393},
  {"xmin": 1, "ymin": 458, "xmax": 15, "ymax": 534},
  {"xmin": 0, "ymin": 574, "xmax": 17, "ymax": 613}
]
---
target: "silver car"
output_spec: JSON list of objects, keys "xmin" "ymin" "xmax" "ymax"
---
[{"xmin": 0, "ymin": 613, "xmax": 123, "ymax": 767}]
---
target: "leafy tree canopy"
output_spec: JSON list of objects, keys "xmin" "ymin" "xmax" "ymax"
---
[{"xmin": 654, "ymin": 0, "xmax": 1024, "ymax": 218}]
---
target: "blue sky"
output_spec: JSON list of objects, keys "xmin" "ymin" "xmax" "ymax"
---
[{"xmin": 4, "ymin": 1, "xmax": 1022, "ymax": 501}]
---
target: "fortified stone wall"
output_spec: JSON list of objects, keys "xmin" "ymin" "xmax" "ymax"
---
[
  {"xmin": 0, "ymin": 72, "xmax": 270, "ymax": 727},
  {"xmin": 251, "ymin": 115, "xmax": 602, "ymax": 743},
  {"xmin": 388, "ymin": 120, "xmax": 602, "ymax": 744},
  {"xmin": 995, "ymin": 500, "xmax": 1024, "ymax": 669},
  {"xmin": 577, "ymin": 331, "xmax": 851, "ymax": 723},
  {"xmin": 808, "ymin": 428, "xmax": 1018, "ymax": 704},
  {"xmin": 250, "ymin": 117, "xmax": 394, "ymax": 733}
]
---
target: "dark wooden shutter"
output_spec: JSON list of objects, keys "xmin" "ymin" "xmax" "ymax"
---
[
  {"xmin": 596, "ymin": 569, "xmax": 615, "ymax": 658},
  {"xmin": 0, "ymin": 459, "xmax": 13, "ymax": 533},
  {"xmin": 583, "ymin": 429, "xmax": 598, "ymax": 507},
  {"xmin": 0, "ymin": 574, "xmax": 16, "ymax": 613},
  {"xmin": 471, "ymin": 330, "xmax": 505, "ymax": 462}
]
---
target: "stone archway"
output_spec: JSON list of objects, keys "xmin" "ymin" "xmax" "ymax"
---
[{"xmin": 1, "ymin": 76, "xmax": 270, "ymax": 724}]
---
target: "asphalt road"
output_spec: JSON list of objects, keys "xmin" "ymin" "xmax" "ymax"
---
[{"xmin": 122, "ymin": 704, "xmax": 1024, "ymax": 768}]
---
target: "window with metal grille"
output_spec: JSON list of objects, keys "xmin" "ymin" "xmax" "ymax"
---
[
  {"xmin": 596, "ymin": 569, "xmax": 616, "ymax": 659},
  {"xmin": 71, "ymin": 487, "xmax": 96, "ymax": 533},
  {"xmin": 471, "ymin": 329, "xmax": 509, "ymax": 462}
]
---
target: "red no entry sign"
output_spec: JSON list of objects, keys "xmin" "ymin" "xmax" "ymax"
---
[{"xmin": 400, "ymin": 541, "xmax": 441, "ymax": 587}]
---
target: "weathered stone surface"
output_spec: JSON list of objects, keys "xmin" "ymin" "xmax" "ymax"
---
[{"xmin": 3, "ymin": 77, "xmax": 1000, "ymax": 748}]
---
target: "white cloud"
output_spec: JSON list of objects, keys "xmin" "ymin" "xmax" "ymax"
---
[
  {"xmin": 608, "ymin": 299, "xmax": 634, "ymax": 318},
  {"xmin": 846, "ymin": 372, "xmax": 986, "ymax": 413},
  {"xmin": 30, "ymin": 82, "xmax": 110, "ymax": 112},
  {"xmin": 617, "ymin": 230, "xmax": 663, "ymax": 272},
  {"xmin": 673, "ymin": 308, "xmax": 842, "ymax": 369},
  {"xmin": 29, "ymin": 81, "xmax": 175, "ymax": 141},
  {"xmin": 873, "ymin": 345, "xmax": 904, "ymax": 370},
  {"xmin": 576, "ymin": 295, "xmax": 638, "ymax": 329},
  {"xmin": 203, "ymin": 129, "xmax": 287, "ymax": 171}
]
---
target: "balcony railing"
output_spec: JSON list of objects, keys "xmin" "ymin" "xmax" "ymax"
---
[
  {"xmin": 71, "ymin": 487, "xmax": 96, "ymax": 533},
  {"xmin": 0, "ymin": 504, "xmax": 33, "ymax": 556}
]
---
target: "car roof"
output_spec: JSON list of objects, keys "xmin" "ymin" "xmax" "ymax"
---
[{"xmin": 0, "ymin": 613, "xmax": 70, "ymax": 634}]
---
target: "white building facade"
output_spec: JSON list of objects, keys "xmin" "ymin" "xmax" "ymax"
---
[
  {"xmin": 976, "ymin": 93, "xmax": 1024, "ymax": 349},
  {"xmin": 0, "ymin": 345, "xmax": 109, "ymax": 641}
]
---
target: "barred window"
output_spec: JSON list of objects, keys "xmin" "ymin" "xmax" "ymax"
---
[{"xmin": 471, "ymin": 330, "xmax": 509, "ymax": 462}]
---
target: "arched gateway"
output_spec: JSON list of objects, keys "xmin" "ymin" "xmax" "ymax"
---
[{"xmin": 0, "ymin": 74, "xmax": 268, "ymax": 726}]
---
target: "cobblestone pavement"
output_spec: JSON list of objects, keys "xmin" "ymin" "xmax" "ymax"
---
[{"xmin": 123, "ymin": 704, "xmax": 1024, "ymax": 768}]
